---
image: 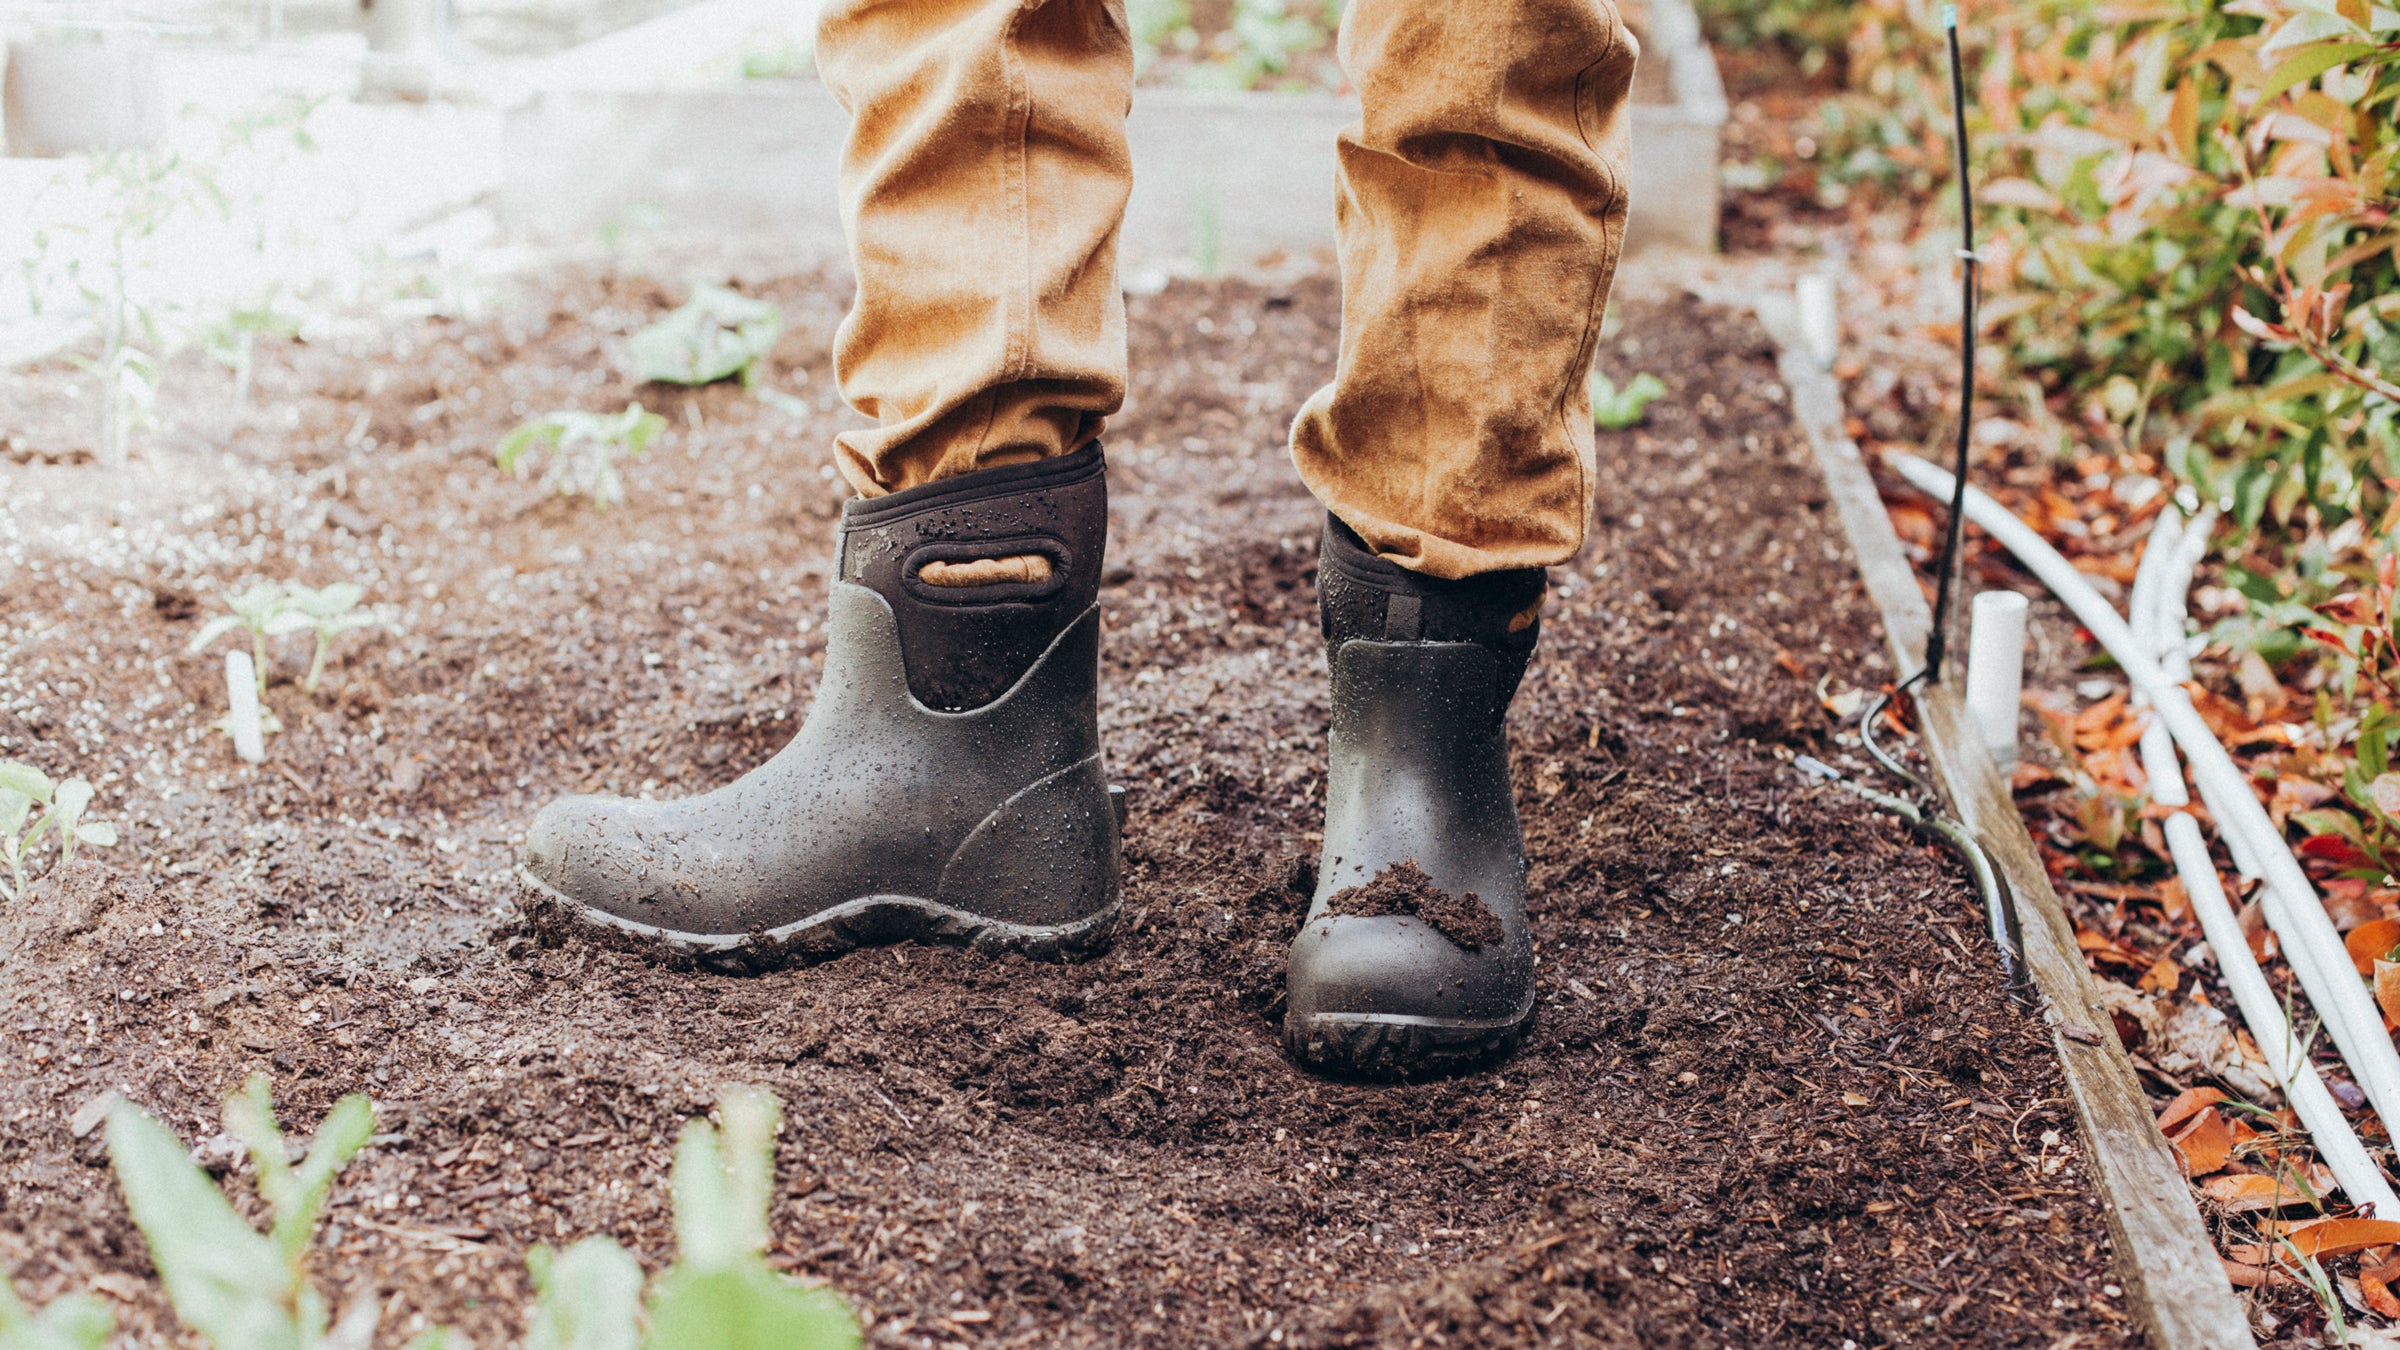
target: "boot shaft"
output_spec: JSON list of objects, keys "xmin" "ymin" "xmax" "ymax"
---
[
  {"xmin": 838, "ymin": 443, "xmax": 1109, "ymax": 711},
  {"xmin": 1315, "ymin": 513, "xmax": 1546, "ymax": 720}
]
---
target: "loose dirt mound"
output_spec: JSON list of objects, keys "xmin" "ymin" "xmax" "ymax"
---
[
  {"xmin": 0, "ymin": 266, "xmax": 2132, "ymax": 1347},
  {"xmin": 1323, "ymin": 861, "xmax": 1502, "ymax": 950}
]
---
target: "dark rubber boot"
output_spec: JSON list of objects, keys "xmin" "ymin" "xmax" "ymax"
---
[
  {"xmin": 520, "ymin": 445, "xmax": 1120, "ymax": 964},
  {"xmin": 1284, "ymin": 515, "xmax": 1546, "ymax": 1077}
]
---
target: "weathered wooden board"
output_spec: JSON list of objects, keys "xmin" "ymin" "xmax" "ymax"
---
[{"xmin": 1757, "ymin": 298, "xmax": 2255, "ymax": 1350}]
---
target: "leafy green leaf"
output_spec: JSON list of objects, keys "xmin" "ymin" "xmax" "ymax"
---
[
  {"xmin": 645, "ymin": 1264, "xmax": 859, "ymax": 1350},
  {"xmin": 0, "ymin": 1277, "xmax": 112, "ymax": 1350},
  {"xmin": 628, "ymin": 286, "xmax": 784, "ymax": 386},
  {"xmin": 2257, "ymin": 41, "xmax": 2382, "ymax": 99},
  {"xmin": 524, "ymin": 1239, "xmax": 642, "ymax": 1350},
  {"xmin": 0, "ymin": 763, "xmax": 53, "ymax": 803},
  {"xmin": 1590, "ymin": 372, "xmax": 1669, "ymax": 430},
  {"xmin": 105, "ymin": 1099, "xmax": 303, "ymax": 1350}
]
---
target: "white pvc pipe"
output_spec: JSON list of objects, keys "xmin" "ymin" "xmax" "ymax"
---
[
  {"xmin": 2166, "ymin": 812, "xmax": 2399, "ymax": 1216},
  {"xmin": 1965, "ymin": 591, "xmax": 2028, "ymax": 771},
  {"xmin": 2132, "ymin": 509, "xmax": 2395, "ymax": 1215},
  {"xmin": 224, "ymin": 651, "xmax": 265, "ymax": 764},
  {"xmin": 1887, "ymin": 451, "xmax": 2400, "ymax": 1138}
]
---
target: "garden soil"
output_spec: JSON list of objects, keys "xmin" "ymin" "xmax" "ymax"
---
[{"xmin": 0, "ymin": 265, "xmax": 2139, "ymax": 1347}]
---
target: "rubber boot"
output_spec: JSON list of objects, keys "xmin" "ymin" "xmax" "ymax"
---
[
  {"xmin": 521, "ymin": 445, "xmax": 1121, "ymax": 964},
  {"xmin": 1284, "ymin": 514, "xmax": 1547, "ymax": 1077}
]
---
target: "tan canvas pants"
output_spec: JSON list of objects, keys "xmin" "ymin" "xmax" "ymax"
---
[{"xmin": 817, "ymin": 0, "xmax": 1636, "ymax": 579}]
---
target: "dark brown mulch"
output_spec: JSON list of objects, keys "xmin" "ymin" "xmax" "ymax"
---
[
  {"xmin": 0, "ymin": 264, "xmax": 2135, "ymax": 1347},
  {"xmin": 1322, "ymin": 861, "xmax": 1503, "ymax": 951}
]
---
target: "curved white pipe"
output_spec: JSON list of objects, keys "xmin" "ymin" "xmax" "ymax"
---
[
  {"xmin": 2138, "ymin": 509, "xmax": 2394, "ymax": 1215},
  {"xmin": 1887, "ymin": 452, "xmax": 2400, "ymax": 1142},
  {"xmin": 2165, "ymin": 812, "xmax": 2399, "ymax": 1215}
]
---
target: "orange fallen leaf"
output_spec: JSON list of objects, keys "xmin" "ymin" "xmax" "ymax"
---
[
  {"xmin": 2233, "ymin": 1218, "xmax": 2400, "ymax": 1261},
  {"xmin": 2157, "ymin": 875, "xmax": 2191, "ymax": 920},
  {"xmin": 2157, "ymin": 1086, "xmax": 2229, "ymax": 1134},
  {"xmin": 2377, "ymin": 960, "xmax": 2400, "ymax": 1031},
  {"xmin": 2137, "ymin": 956, "xmax": 2180, "ymax": 994},
  {"xmin": 2171, "ymin": 1107, "xmax": 2235, "ymax": 1178},
  {"xmin": 1842, "ymin": 1091, "xmax": 1872, "ymax": 1108},
  {"xmin": 2363, "ymin": 1253, "xmax": 2400, "ymax": 1319},
  {"xmin": 2348, "ymin": 918, "xmax": 2400, "ymax": 975},
  {"xmin": 2202, "ymin": 1173, "xmax": 2319, "ymax": 1212}
]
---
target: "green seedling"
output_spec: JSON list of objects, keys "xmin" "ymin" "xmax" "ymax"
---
[
  {"xmin": 1590, "ymin": 370, "xmax": 1668, "ymax": 430},
  {"xmin": 0, "ymin": 762, "xmax": 118, "ymax": 902},
  {"xmin": 281, "ymin": 583, "xmax": 382, "ymax": 695},
  {"xmin": 189, "ymin": 581, "xmax": 384, "ymax": 696},
  {"xmin": 628, "ymin": 285, "xmax": 784, "ymax": 389},
  {"xmin": 524, "ymin": 1086, "xmax": 860, "ymax": 1350},
  {"xmin": 0, "ymin": 1273, "xmax": 110, "ymax": 1350},
  {"xmin": 105, "ymin": 1077, "xmax": 379, "ymax": 1350},
  {"xmin": 203, "ymin": 299, "xmax": 303, "ymax": 405},
  {"xmin": 498, "ymin": 404, "xmax": 668, "ymax": 511}
]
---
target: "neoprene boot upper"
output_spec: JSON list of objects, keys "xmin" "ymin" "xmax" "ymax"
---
[
  {"xmin": 1284, "ymin": 514, "xmax": 1545, "ymax": 1077},
  {"xmin": 521, "ymin": 445, "xmax": 1121, "ymax": 963}
]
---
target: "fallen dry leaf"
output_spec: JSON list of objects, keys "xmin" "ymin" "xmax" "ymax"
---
[
  {"xmin": 2362, "ymin": 1252, "xmax": 2400, "ymax": 1319},
  {"xmin": 2230, "ymin": 1217, "xmax": 2400, "ymax": 1263},
  {"xmin": 2158, "ymin": 875, "xmax": 2191, "ymax": 919},
  {"xmin": 2170, "ymin": 1107, "xmax": 2235, "ymax": 1178},
  {"xmin": 2137, "ymin": 956, "xmax": 2180, "ymax": 994},
  {"xmin": 2157, "ymin": 1086, "xmax": 2229, "ymax": 1134},
  {"xmin": 2351, "ymin": 918, "xmax": 2400, "ymax": 975},
  {"xmin": 1842, "ymin": 1091, "xmax": 1872, "ymax": 1108},
  {"xmin": 2222, "ymin": 1256, "xmax": 2281, "ymax": 1288},
  {"xmin": 2377, "ymin": 960, "xmax": 2400, "ymax": 1031},
  {"xmin": 2202, "ymin": 1173, "xmax": 2319, "ymax": 1213}
]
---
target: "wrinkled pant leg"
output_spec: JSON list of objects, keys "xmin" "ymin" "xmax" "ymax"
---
[
  {"xmin": 1289, "ymin": 0, "xmax": 1637, "ymax": 580},
  {"xmin": 817, "ymin": 0, "xmax": 1133, "ymax": 494}
]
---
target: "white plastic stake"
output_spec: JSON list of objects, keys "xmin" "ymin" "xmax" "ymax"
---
[
  {"xmin": 1965, "ymin": 590, "xmax": 2028, "ymax": 772},
  {"xmin": 1795, "ymin": 275, "xmax": 1839, "ymax": 370},
  {"xmin": 224, "ymin": 651, "xmax": 266, "ymax": 764}
]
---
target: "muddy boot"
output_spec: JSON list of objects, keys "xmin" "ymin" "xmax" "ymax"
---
[
  {"xmin": 521, "ymin": 445, "xmax": 1120, "ymax": 964},
  {"xmin": 1283, "ymin": 514, "xmax": 1546, "ymax": 1077}
]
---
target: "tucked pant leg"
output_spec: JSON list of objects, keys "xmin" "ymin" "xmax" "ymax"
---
[
  {"xmin": 1289, "ymin": 0, "xmax": 1637, "ymax": 580},
  {"xmin": 817, "ymin": 0, "xmax": 1134, "ymax": 495}
]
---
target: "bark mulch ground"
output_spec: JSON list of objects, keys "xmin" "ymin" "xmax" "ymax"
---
[{"xmin": 0, "ymin": 264, "xmax": 2138, "ymax": 1346}]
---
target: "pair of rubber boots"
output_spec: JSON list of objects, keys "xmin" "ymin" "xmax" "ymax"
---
[{"xmin": 521, "ymin": 446, "xmax": 1544, "ymax": 1078}]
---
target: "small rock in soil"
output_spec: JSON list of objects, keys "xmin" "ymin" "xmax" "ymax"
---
[{"xmin": 1325, "ymin": 860, "xmax": 1502, "ymax": 949}]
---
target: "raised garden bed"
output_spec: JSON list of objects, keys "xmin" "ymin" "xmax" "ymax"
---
[{"xmin": 0, "ymin": 260, "xmax": 2132, "ymax": 1345}]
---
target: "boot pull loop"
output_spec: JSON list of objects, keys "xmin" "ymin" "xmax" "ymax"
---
[
  {"xmin": 899, "ymin": 537, "xmax": 1071, "ymax": 606},
  {"xmin": 1385, "ymin": 593, "xmax": 1423, "ymax": 640}
]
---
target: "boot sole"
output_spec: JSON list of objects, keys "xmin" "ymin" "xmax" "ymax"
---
[
  {"xmin": 515, "ymin": 865, "xmax": 1119, "ymax": 969},
  {"xmin": 1283, "ymin": 1000, "xmax": 1536, "ymax": 1081}
]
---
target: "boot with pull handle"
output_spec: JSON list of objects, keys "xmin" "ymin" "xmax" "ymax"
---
[{"xmin": 521, "ymin": 445, "xmax": 1122, "ymax": 965}]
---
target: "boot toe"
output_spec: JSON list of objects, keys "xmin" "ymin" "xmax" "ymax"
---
[
  {"xmin": 522, "ymin": 795, "xmax": 689, "ymax": 927},
  {"xmin": 1283, "ymin": 914, "xmax": 1533, "ymax": 1078}
]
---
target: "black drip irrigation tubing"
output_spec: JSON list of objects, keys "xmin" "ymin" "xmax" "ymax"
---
[{"xmin": 1793, "ymin": 7, "xmax": 2030, "ymax": 1010}]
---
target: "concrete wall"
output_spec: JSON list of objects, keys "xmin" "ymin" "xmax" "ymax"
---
[{"xmin": 501, "ymin": 0, "xmax": 1725, "ymax": 263}]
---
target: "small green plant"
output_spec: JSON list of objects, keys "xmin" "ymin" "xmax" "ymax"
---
[
  {"xmin": 105, "ymin": 1077, "xmax": 377, "ymax": 1350},
  {"xmin": 0, "ymin": 763, "xmax": 118, "ymax": 902},
  {"xmin": 1589, "ymin": 370, "xmax": 1668, "ymax": 429},
  {"xmin": 188, "ymin": 581, "xmax": 385, "ymax": 696},
  {"xmin": 524, "ymin": 1086, "xmax": 860, "ymax": 1350},
  {"xmin": 0, "ymin": 1273, "xmax": 110, "ymax": 1350},
  {"xmin": 627, "ymin": 285, "xmax": 784, "ymax": 389},
  {"xmin": 202, "ymin": 298, "xmax": 304, "ymax": 405},
  {"xmin": 498, "ymin": 404, "xmax": 668, "ymax": 511}
]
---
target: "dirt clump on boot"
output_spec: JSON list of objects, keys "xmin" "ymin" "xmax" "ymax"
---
[{"xmin": 1325, "ymin": 860, "xmax": 1503, "ymax": 949}]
